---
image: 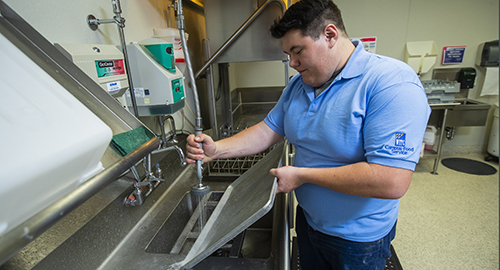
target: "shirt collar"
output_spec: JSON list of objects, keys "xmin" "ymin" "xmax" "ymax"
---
[
  {"xmin": 298, "ymin": 40, "xmax": 368, "ymax": 93},
  {"xmin": 340, "ymin": 40, "xmax": 370, "ymax": 79}
]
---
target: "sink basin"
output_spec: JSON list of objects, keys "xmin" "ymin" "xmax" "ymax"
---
[
  {"xmin": 145, "ymin": 189, "xmax": 274, "ymax": 259},
  {"xmin": 447, "ymin": 99, "xmax": 491, "ymax": 126},
  {"xmin": 145, "ymin": 191, "xmax": 223, "ymax": 255},
  {"xmin": 456, "ymin": 98, "xmax": 491, "ymax": 107}
]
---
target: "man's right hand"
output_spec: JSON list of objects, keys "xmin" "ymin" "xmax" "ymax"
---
[
  {"xmin": 185, "ymin": 133, "xmax": 217, "ymax": 164},
  {"xmin": 185, "ymin": 121, "xmax": 283, "ymax": 165}
]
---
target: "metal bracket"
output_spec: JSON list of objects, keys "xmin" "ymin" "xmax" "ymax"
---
[{"xmin": 86, "ymin": 14, "xmax": 125, "ymax": 31}]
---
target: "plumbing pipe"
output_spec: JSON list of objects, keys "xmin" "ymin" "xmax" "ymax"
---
[
  {"xmin": 111, "ymin": 0, "xmax": 140, "ymax": 118},
  {"xmin": 87, "ymin": 0, "xmax": 140, "ymax": 117},
  {"xmin": 163, "ymin": 115, "xmax": 178, "ymax": 144},
  {"xmin": 176, "ymin": 0, "xmax": 209, "ymax": 195},
  {"xmin": 158, "ymin": 115, "xmax": 178, "ymax": 148},
  {"xmin": 152, "ymin": 145, "xmax": 187, "ymax": 166}
]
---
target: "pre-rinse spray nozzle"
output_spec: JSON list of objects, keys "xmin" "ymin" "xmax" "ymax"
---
[{"xmin": 176, "ymin": 0, "xmax": 208, "ymax": 195}]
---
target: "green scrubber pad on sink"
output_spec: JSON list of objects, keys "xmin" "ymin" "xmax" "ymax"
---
[{"xmin": 111, "ymin": 126, "xmax": 155, "ymax": 156}]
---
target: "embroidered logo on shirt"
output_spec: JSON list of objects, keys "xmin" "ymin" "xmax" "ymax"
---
[
  {"xmin": 395, "ymin": 132, "xmax": 406, "ymax": 146},
  {"xmin": 383, "ymin": 132, "xmax": 415, "ymax": 155}
]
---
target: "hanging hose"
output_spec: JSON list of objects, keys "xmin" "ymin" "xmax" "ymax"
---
[{"xmin": 176, "ymin": 0, "xmax": 209, "ymax": 195}]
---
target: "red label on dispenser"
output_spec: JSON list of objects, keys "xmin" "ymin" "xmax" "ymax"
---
[{"xmin": 95, "ymin": 59, "xmax": 125, "ymax": 78}]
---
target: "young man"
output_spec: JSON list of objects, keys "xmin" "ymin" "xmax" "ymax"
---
[{"xmin": 186, "ymin": 0, "xmax": 430, "ymax": 269}]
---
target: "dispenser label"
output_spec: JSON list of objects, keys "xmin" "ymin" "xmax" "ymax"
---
[
  {"xmin": 95, "ymin": 59, "xmax": 125, "ymax": 77},
  {"xmin": 106, "ymin": 81, "xmax": 121, "ymax": 94},
  {"xmin": 171, "ymin": 78, "xmax": 184, "ymax": 103}
]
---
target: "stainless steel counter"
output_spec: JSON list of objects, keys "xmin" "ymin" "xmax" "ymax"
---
[
  {"xmin": 1, "ymin": 142, "xmax": 186, "ymax": 270},
  {"xmin": 1, "ymin": 136, "xmax": 289, "ymax": 270}
]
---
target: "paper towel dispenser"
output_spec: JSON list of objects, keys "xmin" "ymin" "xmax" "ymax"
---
[{"xmin": 476, "ymin": 40, "xmax": 499, "ymax": 67}]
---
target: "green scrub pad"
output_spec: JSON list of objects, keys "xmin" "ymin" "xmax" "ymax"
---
[{"xmin": 111, "ymin": 126, "xmax": 156, "ymax": 156}]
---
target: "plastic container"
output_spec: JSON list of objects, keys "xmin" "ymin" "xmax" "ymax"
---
[
  {"xmin": 423, "ymin": 126, "xmax": 437, "ymax": 151},
  {"xmin": 0, "ymin": 33, "xmax": 112, "ymax": 236},
  {"xmin": 487, "ymin": 102, "xmax": 499, "ymax": 157}
]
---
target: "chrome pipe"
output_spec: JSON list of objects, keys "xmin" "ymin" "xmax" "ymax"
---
[
  {"xmin": 432, "ymin": 108, "xmax": 449, "ymax": 175},
  {"xmin": 112, "ymin": 0, "xmax": 140, "ymax": 118},
  {"xmin": 87, "ymin": 0, "xmax": 140, "ymax": 117},
  {"xmin": 272, "ymin": 141, "xmax": 291, "ymax": 270},
  {"xmin": 274, "ymin": 193, "xmax": 291, "ymax": 270},
  {"xmin": 194, "ymin": 0, "xmax": 286, "ymax": 79},
  {"xmin": 0, "ymin": 137, "xmax": 160, "ymax": 265},
  {"xmin": 176, "ymin": 0, "xmax": 205, "ymax": 189},
  {"xmin": 158, "ymin": 115, "xmax": 178, "ymax": 147},
  {"xmin": 159, "ymin": 115, "xmax": 167, "ymax": 147},
  {"xmin": 163, "ymin": 115, "xmax": 178, "ymax": 144},
  {"xmin": 152, "ymin": 145, "xmax": 187, "ymax": 166},
  {"xmin": 202, "ymin": 39, "xmax": 219, "ymax": 139}
]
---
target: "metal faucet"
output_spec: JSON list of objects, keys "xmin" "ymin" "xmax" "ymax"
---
[
  {"xmin": 123, "ymin": 145, "xmax": 186, "ymax": 207},
  {"xmin": 154, "ymin": 115, "xmax": 186, "ymax": 166},
  {"xmin": 123, "ymin": 154, "xmax": 164, "ymax": 207},
  {"xmin": 153, "ymin": 145, "xmax": 186, "ymax": 166},
  {"xmin": 159, "ymin": 115, "xmax": 178, "ymax": 147}
]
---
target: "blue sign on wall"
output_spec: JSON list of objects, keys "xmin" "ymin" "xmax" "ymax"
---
[{"xmin": 442, "ymin": 46, "xmax": 466, "ymax": 65}]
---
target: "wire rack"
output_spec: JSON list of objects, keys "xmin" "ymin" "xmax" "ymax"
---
[{"xmin": 207, "ymin": 146, "xmax": 275, "ymax": 177}]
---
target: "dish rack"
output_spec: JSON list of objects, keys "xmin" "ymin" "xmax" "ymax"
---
[{"xmin": 207, "ymin": 129, "xmax": 277, "ymax": 177}]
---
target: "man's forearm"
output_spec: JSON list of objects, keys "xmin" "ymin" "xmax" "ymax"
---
[
  {"xmin": 274, "ymin": 162, "xmax": 412, "ymax": 199},
  {"xmin": 213, "ymin": 121, "xmax": 283, "ymax": 160}
]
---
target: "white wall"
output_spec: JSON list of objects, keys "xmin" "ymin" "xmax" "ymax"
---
[
  {"xmin": 338, "ymin": 0, "xmax": 498, "ymax": 152},
  {"xmin": 5, "ymin": 0, "xmax": 170, "ymax": 46},
  {"xmin": 230, "ymin": 0, "xmax": 499, "ymax": 152},
  {"xmin": 4, "ymin": 0, "xmax": 205, "ymax": 135},
  {"xmin": 4, "ymin": 0, "xmax": 499, "ymax": 151}
]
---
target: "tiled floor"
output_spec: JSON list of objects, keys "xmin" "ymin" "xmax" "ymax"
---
[{"xmin": 394, "ymin": 153, "xmax": 499, "ymax": 269}]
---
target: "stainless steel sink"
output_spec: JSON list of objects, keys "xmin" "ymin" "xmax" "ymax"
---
[
  {"xmin": 1, "ymin": 138, "xmax": 284, "ymax": 270},
  {"xmin": 446, "ymin": 98, "xmax": 492, "ymax": 126},
  {"xmin": 7, "ymin": 139, "xmax": 285, "ymax": 270},
  {"xmin": 145, "ymin": 188, "xmax": 275, "ymax": 261},
  {"xmin": 145, "ymin": 191, "xmax": 223, "ymax": 255}
]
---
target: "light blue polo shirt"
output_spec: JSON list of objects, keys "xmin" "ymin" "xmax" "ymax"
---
[{"xmin": 264, "ymin": 40, "xmax": 431, "ymax": 242}]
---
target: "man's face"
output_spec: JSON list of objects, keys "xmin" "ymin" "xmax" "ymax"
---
[{"xmin": 282, "ymin": 29, "xmax": 333, "ymax": 87}]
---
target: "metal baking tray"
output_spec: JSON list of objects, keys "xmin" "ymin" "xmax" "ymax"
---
[{"xmin": 181, "ymin": 140, "xmax": 285, "ymax": 269}]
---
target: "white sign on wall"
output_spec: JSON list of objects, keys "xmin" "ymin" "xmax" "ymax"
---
[{"xmin": 354, "ymin": 37, "xmax": 377, "ymax": 53}]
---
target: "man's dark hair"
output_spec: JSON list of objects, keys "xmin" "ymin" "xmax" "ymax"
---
[{"xmin": 270, "ymin": 0, "xmax": 347, "ymax": 40}]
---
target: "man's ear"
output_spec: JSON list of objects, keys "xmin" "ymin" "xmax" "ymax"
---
[{"xmin": 324, "ymin": 24, "xmax": 339, "ymax": 48}]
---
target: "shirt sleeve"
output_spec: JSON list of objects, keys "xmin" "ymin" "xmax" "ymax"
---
[
  {"xmin": 363, "ymin": 81, "xmax": 431, "ymax": 171},
  {"xmin": 264, "ymin": 78, "xmax": 299, "ymax": 137}
]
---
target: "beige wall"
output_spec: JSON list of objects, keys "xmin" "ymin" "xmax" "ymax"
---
[
  {"xmin": 341, "ymin": 0, "xmax": 499, "ymax": 151},
  {"xmin": 4, "ymin": 0, "xmax": 499, "ymax": 151},
  {"xmin": 230, "ymin": 0, "xmax": 499, "ymax": 152}
]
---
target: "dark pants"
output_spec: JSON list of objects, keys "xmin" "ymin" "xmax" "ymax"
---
[{"xmin": 295, "ymin": 206, "xmax": 395, "ymax": 270}]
